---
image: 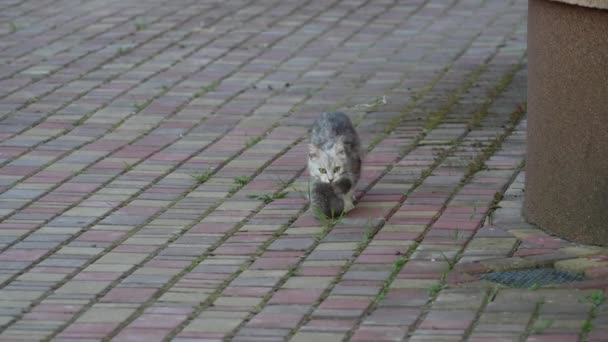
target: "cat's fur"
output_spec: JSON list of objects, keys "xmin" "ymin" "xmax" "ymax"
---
[{"xmin": 308, "ymin": 112, "xmax": 362, "ymax": 217}]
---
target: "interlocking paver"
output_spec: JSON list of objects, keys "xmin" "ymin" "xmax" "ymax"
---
[{"xmin": 0, "ymin": 0, "xmax": 607, "ymax": 341}]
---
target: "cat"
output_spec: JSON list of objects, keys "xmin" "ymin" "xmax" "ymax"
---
[{"xmin": 308, "ymin": 112, "xmax": 362, "ymax": 218}]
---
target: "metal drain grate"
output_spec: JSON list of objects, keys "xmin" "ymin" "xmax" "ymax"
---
[{"xmin": 478, "ymin": 268, "xmax": 587, "ymax": 288}]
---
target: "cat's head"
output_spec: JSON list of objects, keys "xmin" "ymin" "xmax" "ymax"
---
[{"xmin": 308, "ymin": 139, "xmax": 348, "ymax": 183}]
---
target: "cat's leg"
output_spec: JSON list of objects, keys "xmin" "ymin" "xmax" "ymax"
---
[{"xmin": 342, "ymin": 189, "xmax": 355, "ymax": 213}]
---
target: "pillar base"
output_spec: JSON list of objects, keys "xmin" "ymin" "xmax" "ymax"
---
[{"xmin": 526, "ymin": 0, "xmax": 608, "ymax": 246}]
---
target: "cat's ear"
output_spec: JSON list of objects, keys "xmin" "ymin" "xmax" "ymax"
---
[{"xmin": 308, "ymin": 144, "xmax": 320, "ymax": 158}]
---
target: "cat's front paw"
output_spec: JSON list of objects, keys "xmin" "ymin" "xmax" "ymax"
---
[{"xmin": 343, "ymin": 198, "xmax": 355, "ymax": 213}]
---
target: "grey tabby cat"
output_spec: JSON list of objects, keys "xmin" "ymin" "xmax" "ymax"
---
[{"xmin": 308, "ymin": 112, "xmax": 362, "ymax": 217}]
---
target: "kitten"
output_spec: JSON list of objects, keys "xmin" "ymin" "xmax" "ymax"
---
[{"xmin": 308, "ymin": 112, "xmax": 362, "ymax": 217}]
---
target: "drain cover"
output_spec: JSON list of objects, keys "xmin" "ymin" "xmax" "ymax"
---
[{"xmin": 478, "ymin": 268, "xmax": 587, "ymax": 288}]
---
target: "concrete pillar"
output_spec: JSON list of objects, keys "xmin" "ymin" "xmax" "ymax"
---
[{"xmin": 526, "ymin": 0, "xmax": 608, "ymax": 246}]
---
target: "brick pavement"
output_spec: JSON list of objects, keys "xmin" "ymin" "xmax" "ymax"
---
[{"xmin": 0, "ymin": 0, "xmax": 606, "ymax": 341}]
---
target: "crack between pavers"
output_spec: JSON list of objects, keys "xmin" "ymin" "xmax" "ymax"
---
[
  {"xmin": 579, "ymin": 293, "xmax": 605, "ymax": 342},
  {"xmin": 520, "ymin": 299, "xmax": 544, "ymax": 342},
  {"xmin": 459, "ymin": 286, "xmax": 495, "ymax": 342},
  {"xmin": 507, "ymin": 234, "xmax": 523, "ymax": 258}
]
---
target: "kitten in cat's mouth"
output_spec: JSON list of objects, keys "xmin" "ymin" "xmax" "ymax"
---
[{"xmin": 308, "ymin": 112, "xmax": 362, "ymax": 218}]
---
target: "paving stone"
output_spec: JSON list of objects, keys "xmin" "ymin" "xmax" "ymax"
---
[
  {"xmin": 351, "ymin": 325, "xmax": 407, "ymax": 342},
  {"xmin": 362, "ymin": 307, "xmax": 420, "ymax": 327},
  {"xmin": 183, "ymin": 317, "xmax": 243, "ymax": 333},
  {"xmin": 78, "ymin": 306, "xmax": 135, "ymax": 323},
  {"xmin": 290, "ymin": 331, "xmax": 346, "ymax": 342},
  {"xmin": 214, "ymin": 296, "xmax": 263, "ymax": 308}
]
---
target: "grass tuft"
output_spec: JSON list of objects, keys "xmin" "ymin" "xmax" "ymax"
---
[
  {"xmin": 122, "ymin": 161, "xmax": 134, "ymax": 172},
  {"xmin": 116, "ymin": 47, "xmax": 131, "ymax": 56},
  {"xmin": 428, "ymin": 283, "xmax": 443, "ymax": 297},
  {"xmin": 201, "ymin": 82, "xmax": 219, "ymax": 93},
  {"xmin": 133, "ymin": 101, "xmax": 146, "ymax": 112},
  {"xmin": 245, "ymin": 136, "xmax": 263, "ymax": 148},
  {"xmin": 234, "ymin": 176, "xmax": 250, "ymax": 186},
  {"xmin": 191, "ymin": 169, "xmax": 212, "ymax": 184},
  {"xmin": 247, "ymin": 191, "xmax": 288, "ymax": 204}
]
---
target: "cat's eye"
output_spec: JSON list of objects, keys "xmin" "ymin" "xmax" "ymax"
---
[
  {"xmin": 334, "ymin": 166, "xmax": 341, "ymax": 173},
  {"xmin": 319, "ymin": 168, "xmax": 327, "ymax": 174}
]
